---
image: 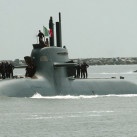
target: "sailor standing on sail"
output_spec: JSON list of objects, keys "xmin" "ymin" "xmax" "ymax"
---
[{"xmin": 37, "ymin": 30, "xmax": 44, "ymax": 43}]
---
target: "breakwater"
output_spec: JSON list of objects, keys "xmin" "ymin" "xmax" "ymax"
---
[
  {"xmin": 2, "ymin": 57, "xmax": 137, "ymax": 66},
  {"xmin": 73, "ymin": 57, "xmax": 137, "ymax": 65}
]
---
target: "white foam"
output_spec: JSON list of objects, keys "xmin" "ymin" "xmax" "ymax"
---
[
  {"xmin": 31, "ymin": 93, "xmax": 99, "ymax": 99},
  {"xmin": 31, "ymin": 93, "xmax": 137, "ymax": 99},
  {"xmin": 27, "ymin": 114, "xmax": 101, "ymax": 120},
  {"xmin": 94, "ymin": 71, "xmax": 134, "ymax": 75},
  {"xmin": 105, "ymin": 94, "xmax": 137, "ymax": 97}
]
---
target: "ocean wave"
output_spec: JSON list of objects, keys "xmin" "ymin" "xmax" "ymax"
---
[
  {"xmin": 26, "ymin": 110, "xmax": 114, "ymax": 120},
  {"xmin": 25, "ymin": 110, "xmax": 114, "ymax": 120},
  {"xmin": 31, "ymin": 93, "xmax": 137, "ymax": 99},
  {"xmin": 91, "ymin": 71, "xmax": 134, "ymax": 75},
  {"xmin": 31, "ymin": 93, "xmax": 100, "ymax": 99},
  {"xmin": 105, "ymin": 94, "xmax": 137, "ymax": 97},
  {"xmin": 26, "ymin": 114, "xmax": 101, "ymax": 120}
]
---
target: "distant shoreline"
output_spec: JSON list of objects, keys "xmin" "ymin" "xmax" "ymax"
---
[
  {"xmin": 2, "ymin": 57, "xmax": 137, "ymax": 66},
  {"xmin": 73, "ymin": 57, "xmax": 137, "ymax": 65}
]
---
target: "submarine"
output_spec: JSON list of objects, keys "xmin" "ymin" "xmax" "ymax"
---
[{"xmin": 0, "ymin": 13, "xmax": 137, "ymax": 97}]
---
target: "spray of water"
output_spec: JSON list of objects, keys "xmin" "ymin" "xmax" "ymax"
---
[{"xmin": 31, "ymin": 93, "xmax": 137, "ymax": 99}]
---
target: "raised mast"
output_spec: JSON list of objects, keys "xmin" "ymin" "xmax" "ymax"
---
[
  {"xmin": 56, "ymin": 12, "xmax": 62, "ymax": 47},
  {"xmin": 49, "ymin": 17, "xmax": 54, "ymax": 46}
]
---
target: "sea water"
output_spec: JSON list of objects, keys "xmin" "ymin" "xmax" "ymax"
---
[{"xmin": 1, "ymin": 65, "xmax": 137, "ymax": 137}]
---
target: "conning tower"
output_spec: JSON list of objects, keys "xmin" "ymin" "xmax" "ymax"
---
[{"xmin": 30, "ymin": 13, "xmax": 76, "ymax": 91}]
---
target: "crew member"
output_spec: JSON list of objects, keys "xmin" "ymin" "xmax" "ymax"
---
[
  {"xmin": 37, "ymin": 30, "xmax": 44, "ymax": 43},
  {"xmin": 0, "ymin": 63, "xmax": 2, "ymax": 79},
  {"xmin": 76, "ymin": 64, "xmax": 81, "ymax": 78},
  {"xmin": 45, "ymin": 38, "xmax": 49, "ymax": 47},
  {"xmin": 81, "ymin": 63, "xmax": 84, "ymax": 78},
  {"xmin": 82, "ymin": 62, "xmax": 89, "ymax": 78},
  {"xmin": 8, "ymin": 62, "xmax": 14, "ymax": 78},
  {"xmin": 5, "ymin": 62, "xmax": 9, "ymax": 78},
  {"xmin": 1, "ymin": 62, "xmax": 5, "ymax": 79}
]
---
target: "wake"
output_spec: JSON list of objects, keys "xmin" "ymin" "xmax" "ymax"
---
[
  {"xmin": 91, "ymin": 71, "xmax": 134, "ymax": 75},
  {"xmin": 31, "ymin": 93, "xmax": 137, "ymax": 99}
]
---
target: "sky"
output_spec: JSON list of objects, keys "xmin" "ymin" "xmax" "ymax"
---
[{"xmin": 0, "ymin": 0, "xmax": 137, "ymax": 60}]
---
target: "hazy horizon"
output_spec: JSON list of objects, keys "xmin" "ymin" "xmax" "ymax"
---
[{"xmin": 1, "ymin": 0, "xmax": 137, "ymax": 60}]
